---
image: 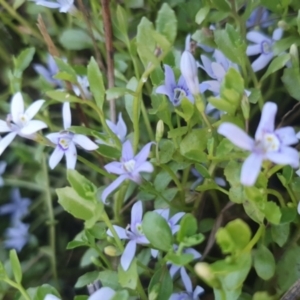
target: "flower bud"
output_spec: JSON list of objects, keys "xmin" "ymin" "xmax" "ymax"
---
[
  {"xmin": 104, "ymin": 245, "xmax": 118, "ymax": 257},
  {"xmin": 241, "ymin": 93, "xmax": 250, "ymax": 121},
  {"xmin": 155, "ymin": 120, "xmax": 164, "ymax": 143},
  {"xmin": 194, "ymin": 262, "xmax": 221, "ymax": 288}
]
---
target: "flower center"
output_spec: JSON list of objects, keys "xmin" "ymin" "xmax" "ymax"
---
[
  {"xmin": 18, "ymin": 114, "xmax": 28, "ymax": 126},
  {"xmin": 123, "ymin": 159, "xmax": 136, "ymax": 172},
  {"xmin": 58, "ymin": 137, "xmax": 71, "ymax": 150},
  {"xmin": 173, "ymin": 87, "xmax": 187, "ymax": 106},
  {"xmin": 135, "ymin": 223, "xmax": 144, "ymax": 235},
  {"xmin": 261, "ymin": 40, "xmax": 272, "ymax": 54},
  {"xmin": 261, "ymin": 133, "xmax": 280, "ymax": 152}
]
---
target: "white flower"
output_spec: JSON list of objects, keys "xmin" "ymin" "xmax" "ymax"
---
[
  {"xmin": 72, "ymin": 76, "xmax": 91, "ymax": 99},
  {"xmin": 4, "ymin": 221, "xmax": 30, "ymax": 252},
  {"xmin": 46, "ymin": 102, "xmax": 98, "ymax": 170},
  {"xmin": 0, "ymin": 92, "xmax": 47, "ymax": 155},
  {"xmin": 34, "ymin": 0, "xmax": 75, "ymax": 13},
  {"xmin": 180, "ymin": 35, "xmax": 200, "ymax": 95}
]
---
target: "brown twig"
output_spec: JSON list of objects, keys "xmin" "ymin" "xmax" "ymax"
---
[
  {"xmin": 76, "ymin": 0, "xmax": 106, "ymax": 72},
  {"xmin": 101, "ymin": 0, "xmax": 116, "ymax": 123}
]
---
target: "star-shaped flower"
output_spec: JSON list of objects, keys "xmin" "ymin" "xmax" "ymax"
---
[
  {"xmin": 34, "ymin": 0, "xmax": 75, "ymax": 13},
  {"xmin": 218, "ymin": 102, "xmax": 299, "ymax": 186},
  {"xmin": 102, "ymin": 140, "xmax": 153, "ymax": 203},
  {"xmin": 4, "ymin": 221, "xmax": 30, "ymax": 252},
  {"xmin": 46, "ymin": 102, "xmax": 98, "ymax": 170},
  {"xmin": 246, "ymin": 28, "xmax": 283, "ymax": 72},
  {"xmin": 156, "ymin": 65, "xmax": 207, "ymax": 106},
  {"xmin": 72, "ymin": 76, "xmax": 91, "ymax": 99},
  {"xmin": 107, "ymin": 201, "xmax": 149, "ymax": 271},
  {"xmin": 0, "ymin": 92, "xmax": 47, "ymax": 155}
]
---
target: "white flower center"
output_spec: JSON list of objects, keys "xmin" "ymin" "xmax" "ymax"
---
[
  {"xmin": 58, "ymin": 137, "xmax": 71, "ymax": 150},
  {"xmin": 261, "ymin": 133, "xmax": 280, "ymax": 152},
  {"xmin": 261, "ymin": 40, "xmax": 272, "ymax": 55},
  {"xmin": 18, "ymin": 114, "xmax": 28, "ymax": 126},
  {"xmin": 173, "ymin": 88, "xmax": 187, "ymax": 105},
  {"xmin": 123, "ymin": 159, "xmax": 136, "ymax": 172},
  {"xmin": 135, "ymin": 223, "xmax": 144, "ymax": 235}
]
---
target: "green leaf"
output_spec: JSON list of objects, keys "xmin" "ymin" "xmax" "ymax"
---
[
  {"xmin": 87, "ymin": 57, "xmax": 105, "ymax": 109},
  {"xmin": 263, "ymin": 202, "xmax": 281, "ymax": 224},
  {"xmin": 211, "ymin": 0, "xmax": 231, "ymax": 11},
  {"xmin": 125, "ymin": 77, "xmax": 138, "ymax": 122},
  {"xmin": 181, "ymin": 233, "xmax": 205, "ymax": 247},
  {"xmin": 178, "ymin": 97, "xmax": 194, "ymax": 121},
  {"xmin": 243, "ymin": 200, "xmax": 265, "ymax": 224},
  {"xmin": 271, "ymin": 223, "xmax": 289, "ymax": 247},
  {"xmin": 142, "ymin": 211, "xmax": 173, "ymax": 251},
  {"xmin": 195, "ymin": 7, "xmax": 210, "ymax": 25},
  {"xmin": 148, "ymin": 267, "xmax": 173, "ymax": 300},
  {"xmin": 14, "ymin": 47, "xmax": 35, "ymax": 74},
  {"xmin": 280, "ymin": 207, "xmax": 297, "ymax": 223},
  {"xmin": 96, "ymin": 145, "xmax": 121, "ymax": 160},
  {"xmin": 118, "ymin": 258, "xmax": 138, "ymax": 289},
  {"xmin": 159, "ymin": 139, "xmax": 175, "ymax": 164},
  {"xmin": 98, "ymin": 270, "xmax": 121, "ymax": 290},
  {"xmin": 261, "ymin": 54, "xmax": 291, "ymax": 81},
  {"xmin": 106, "ymin": 87, "xmax": 135, "ymax": 100},
  {"xmin": 9, "ymin": 249, "xmax": 22, "ymax": 284},
  {"xmin": 165, "ymin": 253, "xmax": 194, "ymax": 266},
  {"xmin": 254, "ymin": 245, "xmax": 275, "ymax": 280},
  {"xmin": 155, "ymin": 3, "xmax": 177, "ymax": 44},
  {"xmin": 111, "ymin": 290, "xmax": 130, "ymax": 300},
  {"xmin": 208, "ymin": 97, "xmax": 236, "ymax": 115},
  {"xmin": 177, "ymin": 213, "xmax": 198, "ymax": 242},
  {"xmin": 216, "ymin": 138, "xmax": 234, "ymax": 157},
  {"xmin": 281, "ymin": 67, "xmax": 300, "ymax": 100},
  {"xmin": 46, "ymin": 90, "xmax": 82, "ymax": 103},
  {"xmin": 75, "ymin": 271, "xmax": 99, "ymax": 288},
  {"xmin": 59, "ymin": 29, "xmax": 93, "ymax": 50},
  {"xmin": 54, "ymin": 57, "xmax": 77, "ymax": 82}
]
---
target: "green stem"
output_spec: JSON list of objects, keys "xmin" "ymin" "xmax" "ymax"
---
[
  {"xmin": 141, "ymin": 101, "xmax": 155, "ymax": 141},
  {"xmin": 42, "ymin": 153, "xmax": 57, "ymax": 281},
  {"xmin": 243, "ymin": 224, "xmax": 264, "ymax": 252},
  {"xmin": 136, "ymin": 276, "xmax": 148, "ymax": 300},
  {"xmin": 94, "ymin": 246, "xmax": 112, "ymax": 269},
  {"xmin": 4, "ymin": 278, "xmax": 31, "ymax": 300},
  {"xmin": 266, "ymin": 189, "xmax": 286, "ymax": 207},
  {"xmin": 267, "ymin": 164, "xmax": 284, "ymax": 178},
  {"xmin": 113, "ymin": 182, "xmax": 128, "ymax": 223},
  {"xmin": 4, "ymin": 178, "xmax": 45, "ymax": 192},
  {"xmin": 286, "ymin": 184, "xmax": 298, "ymax": 206}
]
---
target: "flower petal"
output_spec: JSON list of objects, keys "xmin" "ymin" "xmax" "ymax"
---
[
  {"xmin": 46, "ymin": 132, "xmax": 61, "ymax": 144},
  {"xmin": 104, "ymin": 161, "xmax": 125, "ymax": 175},
  {"xmin": 202, "ymin": 80, "xmax": 220, "ymax": 94},
  {"xmin": 156, "ymin": 85, "xmax": 170, "ymax": 96},
  {"xmin": 25, "ymin": 100, "xmax": 45, "ymax": 120},
  {"xmin": 134, "ymin": 142, "xmax": 153, "ymax": 167},
  {"xmin": 107, "ymin": 225, "xmax": 128, "ymax": 239},
  {"xmin": 0, "ymin": 132, "xmax": 17, "ymax": 155},
  {"xmin": 20, "ymin": 120, "xmax": 47, "ymax": 135},
  {"xmin": 255, "ymin": 102, "xmax": 277, "ymax": 141},
  {"xmin": 88, "ymin": 287, "xmax": 116, "ymax": 300},
  {"xmin": 193, "ymin": 286, "xmax": 205, "ymax": 298},
  {"xmin": 133, "ymin": 161, "xmax": 154, "ymax": 174},
  {"xmin": 241, "ymin": 153, "xmax": 263, "ymax": 186},
  {"xmin": 116, "ymin": 113, "xmax": 127, "ymax": 142},
  {"xmin": 200, "ymin": 55, "xmax": 215, "ymax": 79},
  {"xmin": 122, "ymin": 140, "xmax": 134, "ymax": 161},
  {"xmin": 65, "ymin": 142, "xmax": 77, "ymax": 169},
  {"xmin": 169, "ymin": 212, "xmax": 185, "ymax": 227},
  {"xmin": 164, "ymin": 65, "xmax": 176, "ymax": 92},
  {"xmin": 44, "ymin": 295, "xmax": 61, "ymax": 300},
  {"xmin": 246, "ymin": 44, "xmax": 261, "ymax": 56},
  {"xmin": 218, "ymin": 123, "xmax": 254, "ymax": 151},
  {"xmin": 35, "ymin": 1, "xmax": 61, "ymax": 8},
  {"xmin": 49, "ymin": 147, "xmax": 64, "ymax": 169},
  {"xmin": 251, "ymin": 53, "xmax": 273, "ymax": 72},
  {"xmin": 63, "ymin": 102, "xmax": 71, "ymax": 130},
  {"xmin": 33, "ymin": 65, "xmax": 52, "ymax": 83},
  {"xmin": 275, "ymin": 127, "xmax": 298, "ymax": 146},
  {"xmin": 246, "ymin": 31, "xmax": 269, "ymax": 44},
  {"xmin": 101, "ymin": 175, "xmax": 127, "ymax": 204},
  {"xmin": 266, "ymin": 147, "xmax": 299, "ymax": 168},
  {"xmin": 272, "ymin": 28, "xmax": 283, "ymax": 41},
  {"xmin": 151, "ymin": 248, "xmax": 159, "ymax": 258},
  {"xmin": 184, "ymin": 247, "xmax": 201, "ymax": 260},
  {"xmin": 11, "ymin": 92, "xmax": 24, "ymax": 124},
  {"xmin": 121, "ymin": 239, "xmax": 136, "ymax": 271},
  {"xmin": 169, "ymin": 264, "xmax": 180, "ymax": 278},
  {"xmin": 298, "ymin": 202, "xmax": 300, "ymax": 215},
  {"xmin": 73, "ymin": 134, "xmax": 98, "ymax": 150},
  {"xmin": 211, "ymin": 62, "xmax": 226, "ymax": 81},
  {"xmin": 131, "ymin": 201, "xmax": 143, "ymax": 228},
  {"xmin": 180, "ymin": 267, "xmax": 192, "ymax": 294},
  {"xmin": 0, "ymin": 161, "xmax": 7, "ymax": 174},
  {"xmin": 0, "ymin": 120, "xmax": 12, "ymax": 133},
  {"xmin": 154, "ymin": 208, "xmax": 170, "ymax": 221}
]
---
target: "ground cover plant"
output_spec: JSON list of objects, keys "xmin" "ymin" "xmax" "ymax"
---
[{"xmin": 1, "ymin": 0, "xmax": 300, "ymax": 299}]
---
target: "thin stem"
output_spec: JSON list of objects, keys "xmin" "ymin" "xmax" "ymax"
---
[
  {"xmin": 113, "ymin": 182, "xmax": 128, "ymax": 223},
  {"xmin": 42, "ymin": 153, "xmax": 57, "ymax": 281},
  {"xmin": 267, "ymin": 164, "xmax": 284, "ymax": 178},
  {"xmin": 4, "ymin": 178, "xmax": 45, "ymax": 192},
  {"xmin": 141, "ymin": 101, "xmax": 155, "ymax": 141},
  {"xmin": 266, "ymin": 189, "xmax": 286, "ymax": 207},
  {"xmin": 94, "ymin": 246, "xmax": 112, "ymax": 269},
  {"xmin": 243, "ymin": 224, "xmax": 264, "ymax": 252},
  {"xmin": 286, "ymin": 184, "xmax": 298, "ymax": 206},
  {"xmin": 4, "ymin": 278, "xmax": 31, "ymax": 300},
  {"xmin": 136, "ymin": 276, "xmax": 148, "ymax": 300}
]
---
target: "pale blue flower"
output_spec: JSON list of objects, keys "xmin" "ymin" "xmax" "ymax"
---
[
  {"xmin": 102, "ymin": 141, "xmax": 153, "ymax": 203},
  {"xmin": 44, "ymin": 296, "xmax": 60, "ymax": 300},
  {"xmin": 0, "ymin": 92, "xmax": 47, "ymax": 155},
  {"xmin": 34, "ymin": 0, "xmax": 75, "ymax": 13},
  {"xmin": 72, "ymin": 76, "xmax": 91, "ymax": 99},
  {"xmin": 246, "ymin": 7, "xmax": 271, "ymax": 29},
  {"xmin": 169, "ymin": 267, "xmax": 204, "ymax": 300},
  {"xmin": 191, "ymin": 168, "xmax": 226, "ymax": 191},
  {"xmin": 218, "ymin": 102, "xmax": 299, "ymax": 186},
  {"xmin": 0, "ymin": 189, "xmax": 31, "ymax": 224},
  {"xmin": 4, "ymin": 221, "xmax": 29, "ymax": 252},
  {"xmin": 0, "ymin": 161, "xmax": 7, "ymax": 187},
  {"xmin": 107, "ymin": 201, "xmax": 149, "ymax": 271},
  {"xmin": 246, "ymin": 28, "xmax": 283, "ymax": 72},
  {"xmin": 197, "ymin": 25, "xmax": 215, "ymax": 53},
  {"xmin": 33, "ymin": 54, "xmax": 63, "ymax": 88},
  {"xmin": 46, "ymin": 102, "xmax": 98, "ymax": 170}
]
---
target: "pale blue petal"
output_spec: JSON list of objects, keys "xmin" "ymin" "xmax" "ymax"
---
[
  {"xmin": 35, "ymin": 1, "xmax": 61, "ymax": 8},
  {"xmin": 180, "ymin": 267, "xmax": 192, "ymax": 294},
  {"xmin": 116, "ymin": 113, "xmax": 127, "ymax": 142},
  {"xmin": 134, "ymin": 142, "xmax": 153, "ymax": 166},
  {"xmin": 131, "ymin": 201, "xmax": 143, "ymax": 228},
  {"xmin": 122, "ymin": 140, "xmax": 134, "ymax": 161},
  {"xmin": 184, "ymin": 247, "xmax": 201, "ymax": 260},
  {"xmin": 107, "ymin": 225, "xmax": 128, "ymax": 239},
  {"xmin": 199, "ymin": 82, "xmax": 209, "ymax": 93},
  {"xmin": 151, "ymin": 248, "xmax": 159, "ymax": 258},
  {"xmin": 275, "ymin": 127, "xmax": 298, "ymax": 146},
  {"xmin": 200, "ymin": 55, "xmax": 215, "ymax": 79},
  {"xmin": 266, "ymin": 147, "xmax": 299, "ymax": 168},
  {"xmin": 104, "ymin": 161, "xmax": 125, "ymax": 175},
  {"xmin": 272, "ymin": 28, "xmax": 283, "ymax": 41},
  {"xmin": 169, "ymin": 212, "xmax": 185, "ymax": 227},
  {"xmin": 246, "ymin": 44, "xmax": 261, "ymax": 56},
  {"xmin": 46, "ymin": 132, "xmax": 61, "ymax": 144},
  {"xmin": 0, "ymin": 204, "xmax": 15, "ymax": 215},
  {"xmin": 241, "ymin": 153, "xmax": 263, "ymax": 186},
  {"xmin": 0, "ymin": 132, "xmax": 17, "ymax": 155},
  {"xmin": 11, "ymin": 92, "xmax": 24, "ymax": 124},
  {"xmin": 101, "ymin": 175, "xmax": 127, "ymax": 203},
  {"xmin": 156, "ymin": 85, "xmax": 170, "ymax": 96},
  {"xmin": 251, "ymin": 53, "xmax": 273, "ymax": 72},
  {"xmin": 88, "ymin": 287, "xmax": 116, "ymax": 300},
  {"xmin": 154, "ymin": 208, "xmax": 170, "ymax": 220},
  {"xmin": 25, "ymin": 100, "xmax": 45, "ymax": 120},
  {"xmin": 164, "ymin": 65, "xmax": 176, "ymax": 93},
  {"xmin": 121, "ymin": 239, "xmax": 136, "ymax": 271},
  {"xmin": 0, "ymin": 120, "xmax": 12, "ymax": 132},
  {"xmin": 202, "ymin": 80, "xmax": 220, "ymax": 94},
  {"xmin": 73, "ymin": 134, "xmax": 98, "ymax": 150},
  {"xmin": 0, "ymin": 161, "xmax": 7, "ymax": 174},
  {"xmin": 65, "ymin": 142, "xmax": 77, "ymax": 169},
  {"xmin": 44, "ymin": 295, "xmax": 61, "ymax": 300},
  {"xmin": 255, "ymin": 102, "xmax": 277, "ymax": 141},
  {"xmin": 63, "ymin": 102, "xmax": 71, "ymax": 129},
  {"xmin": 169, "ymin": 264, "xmax": 180, "ymax": 278},
  {"xmin": 20, "ymin": 120, "xmax": 47, "ymax": 135},
  {"xmin": 211, "ymin": 62, "xmax": 226, "ymax": 81},
  {"xmin": 246, "ymin": 31, "xmax": 269, "ymax": 44},
  {"xmin": 218, "ymin": 123, "xmax": 254, "ymax": 151},
  {"xmin": 193, "ymin": 286, "xmax": 205, "ymax": 298},
  {"xmin": 49, "ymin": 147, "xmax": 64, "ymax": 169},
  {"xmin": 133, "ymin": 161, "xmax": 154, "ymax": 174},
  {"xmin": 33, "ymin": 64, "xmax": 52, "ymax": 83}
]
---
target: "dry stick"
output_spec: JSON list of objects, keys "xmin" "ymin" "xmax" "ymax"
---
[
  {"xmin": 76, "ymin": 0, "xmax": 106, "ymax": 72},
  {"xmin": 101, "ymin": 0, "xmax": 116, "ymax": 123}
]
